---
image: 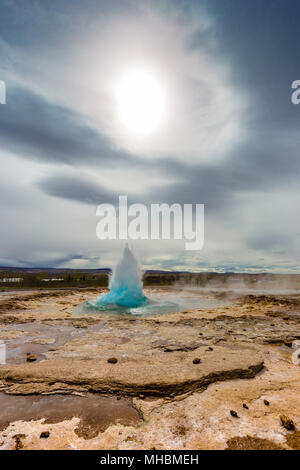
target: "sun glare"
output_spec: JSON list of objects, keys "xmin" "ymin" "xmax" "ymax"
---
[{"xmin": 115, "ymin": 68, "xmax": 166, "ymax": 136}]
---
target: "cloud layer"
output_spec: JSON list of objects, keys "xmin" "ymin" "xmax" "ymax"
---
[{"xmin": 0, "ymin": 0, "xmax": 299, "ymax": 272}]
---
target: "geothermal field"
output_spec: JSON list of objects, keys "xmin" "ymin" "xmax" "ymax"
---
[{"xmin": 0, "ymin": 248, "xmax": 299, "ymax": 450}]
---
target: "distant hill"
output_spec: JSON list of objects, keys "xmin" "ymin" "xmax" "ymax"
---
[
  {"xmin": 0, "ymin": 266, "xmax": 111, "ymax": 274},
  {"xmin": 0, "ymin": 266, "xmax": 190, "ymax": 275}
]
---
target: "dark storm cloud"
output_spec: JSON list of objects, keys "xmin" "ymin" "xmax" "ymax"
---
[
  {"xmin": 3, "ymin": 83, "xmax": 299, "ymax": 213},
  {"xmin": 199, "ymin": 0, "xmax": 300, "ymax": 127},
  {"xmin": 36, "ymin": 173, "xmax": 118, "ymax": 205},
  {"xmin": 0, "ymin": 85, "xmax": 130, "ymax": 166},
  {"xmin": 9, "ymin": 253, "xmax": 87, "ymax": 269},
  {"xmin": 146, "ymin": 127, "xmax": 300, "ymax": 211},
  {"xmin": 36, "ymin": 118, "xmax": 300, "ymax": 212}
]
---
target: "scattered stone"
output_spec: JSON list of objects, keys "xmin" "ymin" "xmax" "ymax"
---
[
  {"xmin": 160, "ymin": 342, "xmax": 200, "ymax": 352},
  {"xmin": 31, "ymin": 338, "xmax": 56, "ymax": 345},
  {"xmin": 26, "ymin": 354, "xmax": 37, "ymax": 362},
  {"xmin": 1, "ymin": 288, "xmax": 300, "ymax": 450},
  {"xmin": 139, "ymin": 394, "xmax": 145, "ymax": 399},
  {"xmin": 175, "ymin": 425, "xmax": 187, "ymax": 436},
  {"xmin": 280, "ymin": 415, "xmax": 295, "ymax": 431},
  {"xmin": 13, "ymin": 434, "xmax": 25, "ymax": 450},
  {"xmin": 192, "ymin": 358, "xmax": 201, "ymax": 364},
  {"xmin": 264, "ymin": 399, "xmax": 270, "ymax": 406},
  {"xmin": 40, "ymin": 431, "xmax": 50, "ymax": 438},
  {"xmin": 207, "ymin": 347, "xmax": 213, "ymax": 351},
  {"xmin": 107, "ymin": 357, "xmax": 118, "ymax": 364}
]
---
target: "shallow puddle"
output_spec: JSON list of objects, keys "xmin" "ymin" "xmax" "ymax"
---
[
  {"xmin": 0, "ymin": 392, "xmax": 142, "ymax": 438},
  {"xmin": 73, "ymin": 291, "xmax": 230, "ymax": 317},
  {"xmin": 0, "ymin": 321, "xmax": 95, "ymax": 364}
]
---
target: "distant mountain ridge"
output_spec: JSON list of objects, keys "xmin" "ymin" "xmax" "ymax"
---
[{"xmin": 0, "ymin": 266, "xmax": 188, "ymax": 274}]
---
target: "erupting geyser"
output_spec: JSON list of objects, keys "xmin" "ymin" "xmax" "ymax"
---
[
  {"xmin": 74, "ymin": 245, "xmax": 226, "ymax": 317},
  {"xmin": 95, "ymin": 244, "xmax": 147, "ymax": 308}
]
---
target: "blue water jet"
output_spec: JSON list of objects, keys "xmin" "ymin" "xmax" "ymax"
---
[
  {"xmin": 74, "ymin": 245, "xmax": 227, "ymax": 317},
  {"xmin": 94, "ymin": 244, "xmax": 148, "ymax": 308}
]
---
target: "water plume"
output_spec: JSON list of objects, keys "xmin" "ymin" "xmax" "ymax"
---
[
  {"xmin": 95, "ymin": 244, "xmax": 147, "ymax": 308},
  {"xmin": 75, "ymin": 245, "xmax": 226, "ymax": 317}
]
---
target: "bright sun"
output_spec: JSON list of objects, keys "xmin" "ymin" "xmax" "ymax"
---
[{"xmin": 115, "ymin": 68, "xmax": 166, "ymax": 136}]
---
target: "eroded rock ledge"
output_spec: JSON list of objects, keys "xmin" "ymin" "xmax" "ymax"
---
[{"xmin": 0, "ymin": 346, "xmax": 264, "ymax": 397}]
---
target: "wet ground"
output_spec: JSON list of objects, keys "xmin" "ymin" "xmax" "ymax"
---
[
  {"xmin": 0, "ymin": 286, "xmax": 299, "ymax": 450},
  {"xmin": 74, "ymin": 289, "xmax": 230, "ymax": 317},
  {"xmin": 0, "ymin": 392, "xmax": 142, "ymax": 438}
]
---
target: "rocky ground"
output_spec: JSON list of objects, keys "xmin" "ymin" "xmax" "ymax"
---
[{"xmin": 0, "ymin": 286, "xmax": 299, "ymax": 450}]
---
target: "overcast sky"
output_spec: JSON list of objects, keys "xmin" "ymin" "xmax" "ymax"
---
[{"xmin": 0, "ymin": 0, "xmax": 299, "ymax": 273}]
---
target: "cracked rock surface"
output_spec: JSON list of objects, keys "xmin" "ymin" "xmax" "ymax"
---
[{"xmin": 0, "ymin": 287, "xmax": 299, "ymax": 449}]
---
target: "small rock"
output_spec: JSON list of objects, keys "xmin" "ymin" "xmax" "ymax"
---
[
  {"xmin": 264, "ymin": 399, "xmax": 270, "ymax": 406},
  {"xmin": 206, "ymin": 347, "xmax": 213, "ymax": 351},
  {"xmin": 40, "ymin": 431, "xmax": 50, "ymax": 438},
  {"xmin": 193, "ymin": 358, "xmax": 201, "ymax": 364},
  {"xmin": 13, "ymin": 434, "xmax": 25, "ymax": 450},
  {"xmin": 230, "ymin": 410, "xmax": 239, "ymax": 418},
  {"xmin": 116, "ymin": 396, "xmax": 121, "ymax": 401},
  {"xmin": 31, "ymin": 337, "xmax": 56, "ymax": 344},
  {"xmin": 280, "ymin": 415, "xmax": 295, "ymax": 431},
  {"xmin": 139, "ymin": 394, "xmax": 145, "ymax": 399},
  {"xmin": 26, "ymin": 354, "xmax": 37, "ymax": 362},
  {"xmin": 243, "ymin": 403, "xmax": 249, "ymax": 409},
  {"xmin": 107, "ymin": 357, "xmax": 118, "ymax": 364}
]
